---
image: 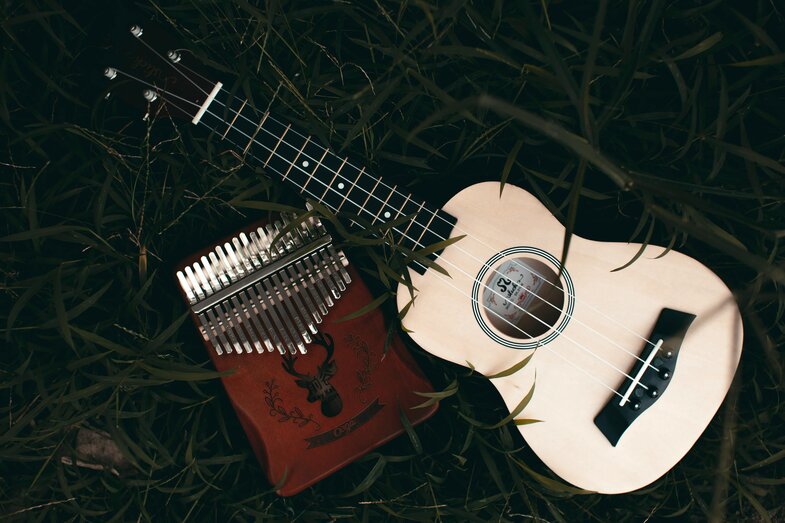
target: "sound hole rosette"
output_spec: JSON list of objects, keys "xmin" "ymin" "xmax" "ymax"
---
[{"xmin": 471, "ymin": 246, "xmax": 575, "ymax": 350}]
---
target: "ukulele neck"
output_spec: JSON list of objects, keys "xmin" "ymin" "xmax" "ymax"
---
[{"xmin": 196, "ymin": 84, "xmax": 457, "ymax": 270}]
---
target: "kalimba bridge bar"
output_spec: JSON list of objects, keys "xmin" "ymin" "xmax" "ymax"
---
[{"xmin": 176, "ymin": 215, "xmax": 351, "ymax": 356}]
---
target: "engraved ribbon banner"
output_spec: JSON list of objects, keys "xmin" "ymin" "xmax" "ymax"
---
[{"xmin": 305, "ymin": 399, "xmax": 384, "ymax": 448}]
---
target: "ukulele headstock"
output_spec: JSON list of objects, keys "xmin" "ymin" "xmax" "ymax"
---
[{"xmin": 104, "ymin": 23, "xmax": 219, "ymax": 122}]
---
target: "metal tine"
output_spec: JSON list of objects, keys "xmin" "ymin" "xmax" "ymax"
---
[
  {"xmin": 290, "ymin": 219, "xmax": 334, "ymax": 308},
  {"xmin": 234, "ymin": 234, "xmax": 286, "ymax": 352},
  {"xmin": 287, "ymin": 262, "xmax": 323, "ymax": 324},
  {"xmin": 266, "ymin": 223, "xmax": 287, "ymax": 259},
  {"xmin": 207, "ymin": 306, "xmax": 238, "ymax": 354},
  {"xmin": 193, "ymin": 262, "xmax": 216, "ymax": 296},
  {"xmin": 239, "ymin": 233, "xmax": 263, "ymax": 270},
  {"xmin": 251, "ymin": 283, "xmax": 288, "ymax": 354},
  {"xmin": 231, "ymin": 237, "xmax": 254, "ymax": 274},
  {"xmin": 300, "ymin": 254, "xmax": 334, "ymax": 308},
  {"xmin": 271, "ymin": 221, "xmax": 319, "ymax": 334},
  {"xmin": 184, "ymin": 266, "xmax": 206, "ymax": 301},
  {"xmin": 254, "ymin": 226, "xmax": 275, "ymax": 260},
  {"xmin": 270, "ymin": 270, "xmax": 313, "ymax": 342},
  {"xmin": 303, "ymin": 215, "xmax": 324, "ymax": 241},
  {"xmin": 260, "ymin": 224, "xmax": 279, "ymax": 261},
  {"xmin": 205, "ymin": 308, "xmax": 233, "ymax": 354},
  {"xmin": 311, "ymin": 251, "xmax": 341, "ymax": 299},
  {"xmin": 327, "ymin": 245, "xmax": 352, "ymax": 285},
  {"xmin": 204, "ymin": 248, "xmax": 253, "ymax": 352},
  {"xmin": 273, "ymin": 220, "xmax": 297, "ymax": 254},
  {"xmin": 261, "ymin": 276, "xmax": 306, "ymax": 354},
  {"xmin": 249, "ymin": 231, "xmax": 272, "ymax": 265},
  {"xmin": 208, "ymin": 252, "xmax": 231, "ymax": 287},
  {"xmin": 228, "ymin": 295, "xmax": 261, "ymax": 353},
  {"xmin": 315, "ymin": 249, "xmax": 345, "ymax": 292},
  {"xmin": 200, "ymin": 255, "xmax": 224, "ymax": 292},
  {"xmin": 224, "ymin": 242, "xmax": 247, "ymax": 278},
  {"xmin": 207, "ymin": 250, "xmax": 249, "ymax": 354},
  {"xmin": 196, "ymin": 312, "xmax": 225, "ymax": 355},
  {"xmin": 239, "ymin": 287, "xmax": 276, "ymax": 353},
  {"xmin": 176, "ymin": 271, "xmax": 197, "ymax": 305},
  {"xmin": 254, "ymin": 280, "xmax": 297, "ymax": 354},
  {"xmin": 296, "ymin": 260, "xmax": 327, "ymax": 323},
  {"xmin": 215, "ymin": 245, "xmax": 239, "ymax": 283},
  {"xmin": 216, "ymin": 299, "xmax": 250, "ymax": 354},
  {"xmin": 218, "ymin": 237, "xmax": 282, "ymax": 353}
]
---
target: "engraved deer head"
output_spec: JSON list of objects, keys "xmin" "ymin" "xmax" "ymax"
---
[{"xmin": 281, "ymin": 332, "xmax": 343, "ymax": 417}]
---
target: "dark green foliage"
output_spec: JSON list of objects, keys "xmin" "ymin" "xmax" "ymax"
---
[{"xmin": 2, "ymin": 1, "xmax": 784, "ymax": 520}]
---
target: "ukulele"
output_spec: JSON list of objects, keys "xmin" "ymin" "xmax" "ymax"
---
[{"xmin": 106, "ymin": 24, "xmax": 743, "ymax": 494}]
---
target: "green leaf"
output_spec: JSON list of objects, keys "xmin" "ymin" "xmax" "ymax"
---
[
  {"xmin": 673, "ymin": 32, "xmax": 723, "ymax": 60},
  {"xmin": 341, "ymin": 455, "xmax": 387, "ymax": 497},
  {"xmin": 333, "ymin": 292, "xmax": 390, "ymax": 322},
  {"xmin": 486, "ymin": 352, "xmax": 534, "ymax": 379}
]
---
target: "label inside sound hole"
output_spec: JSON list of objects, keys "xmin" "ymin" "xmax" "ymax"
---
[
  {"xmin": 481, "ymin": 257, "xmax": 565, "ymax": 339},
  {"xmin": 483, "ymin": 260, "xmax": 545, "ymax": 325}
]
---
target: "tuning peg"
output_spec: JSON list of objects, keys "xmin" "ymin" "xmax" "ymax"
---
[
  {"xmin": 130, "ymin": 25, "xmax": 143, "ymax": 37},
  {"xmin": 143, "ymin": 89, "xmax": 158, "ymax": 102},
  {"xmin": 167, "ymin": 50, "xmax": 182, "ymax": 63},
  {"xmin": 103, "ymin": 67, "xmax": 117, "ymax": 80}
]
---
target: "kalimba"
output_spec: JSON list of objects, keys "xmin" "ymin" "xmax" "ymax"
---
[
  {"xmin": 176, "ymin": 215, "xmax": 351, "ymax": 356},
  {"xmin": 176, "ymin": 214, "xmax": 437, "ymax": 495}
]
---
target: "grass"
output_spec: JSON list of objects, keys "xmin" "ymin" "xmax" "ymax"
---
[{"xmin": 2, "ymin": 0, "xmax": 785, "ymax": 520}]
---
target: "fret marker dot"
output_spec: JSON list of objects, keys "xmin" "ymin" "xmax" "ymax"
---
[
  {"xmin": 302, "ymin": 160, "xmax": 309, "ymax": 167},
  {"xmin": 337, "ymin": 182, "xmax": 345, "ymax": 190},
  {"xmin": 383, "ymin": 211, "xmax": 391, "ymax": 219}
]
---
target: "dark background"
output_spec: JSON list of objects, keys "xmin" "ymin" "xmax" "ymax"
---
[{"xmin": 2, "ymin": 1, "xmax": 784, "ymax": 521}]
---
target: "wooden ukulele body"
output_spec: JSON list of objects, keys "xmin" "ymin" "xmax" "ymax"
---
[{"xmin": 397, "ymin": 181, "xmax": 743, "ymax": 493}]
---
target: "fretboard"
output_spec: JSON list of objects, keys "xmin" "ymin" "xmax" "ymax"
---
[{"xmin": 197, "ymin": 87, "xmax": 456, "ymax": 272}]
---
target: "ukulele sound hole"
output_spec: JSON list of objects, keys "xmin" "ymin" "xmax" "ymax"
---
[{"xmin": 481, "ymin": 257, "xmax": 565, "ymax": 339}]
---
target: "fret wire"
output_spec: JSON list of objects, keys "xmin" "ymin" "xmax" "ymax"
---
[
  {"xmin": 399, "ymin": 201, "xmax": 425, "ymax": 246},
  {"xmin": 358, "ymin": 177, "xmax": 382, "ymax": 217},
  {"xmin": 283, "ymin": 136, "xmax": 311, "ymax": 181},
  {"xmin": 396, "ymin": 193, "xmax": 412, "ymax": 220},
  {"xmin": 222, "ymin": 99, "xmax": 247, "ymax": 140},
  {"xmin": 265, "ymin": 123, "xmax": 291, "ymax": 167},
  {"xmin": 337, "ymin": 167, "xmax": 364, "ymax": 212},
  {"xmin": 414, "ymin": 207, "xmax": 438, "ymax": 248},
  {"xmin": 373, "ymin": 184, "xmax": 396, "ymax": 224},
  {"xmin": 303, "ymin": 147, "xmax": 330, "ymax": 193},
  {"xmin": 320, "ymin": 157, "xmax": 347, "ymax": 201},
  {"xmin": 244, "ymin": 111, "xmax": 269, "ymax": 155}
]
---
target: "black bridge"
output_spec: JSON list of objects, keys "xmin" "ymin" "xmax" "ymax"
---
[{"xmin": 594, "ymin": 308, "xmax": 696, "ymax": 446}]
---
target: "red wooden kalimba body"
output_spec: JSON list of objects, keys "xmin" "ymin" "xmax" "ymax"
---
[{"xmin": 176, "ymin": 216, "xmax": 437, "ymax": 495}]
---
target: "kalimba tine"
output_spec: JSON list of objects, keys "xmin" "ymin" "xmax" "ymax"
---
[{"xmin": 176, "ymin": 215, "xmax": 351, "ymax": 356}]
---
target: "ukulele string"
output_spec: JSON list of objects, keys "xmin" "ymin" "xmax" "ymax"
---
[
  {"xmin": 130, "ymin": 79, "xmax": 650, "ymax": 393},
  {"xmin": 127, "ymin": 35, "xmax": 654, "ymax": 369},
  {"xmin": 133, "ymin": 30, "xmax": 661, "ymax": 359},
  {"xmin": 144, "ymin": 87, "xmax": 626, "ymax": 399},
  {"xmin": 114, "ymin": 45, "xmax": 658, "ymax": 381},
  {"xmin": 199, "ymin": 91, "xmax": 661, "ymax": 373}
]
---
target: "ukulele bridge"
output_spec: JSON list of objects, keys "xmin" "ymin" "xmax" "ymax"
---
[{"xmin": 594, "ymin": 308, "xmax": 696, "ymax": 446}]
